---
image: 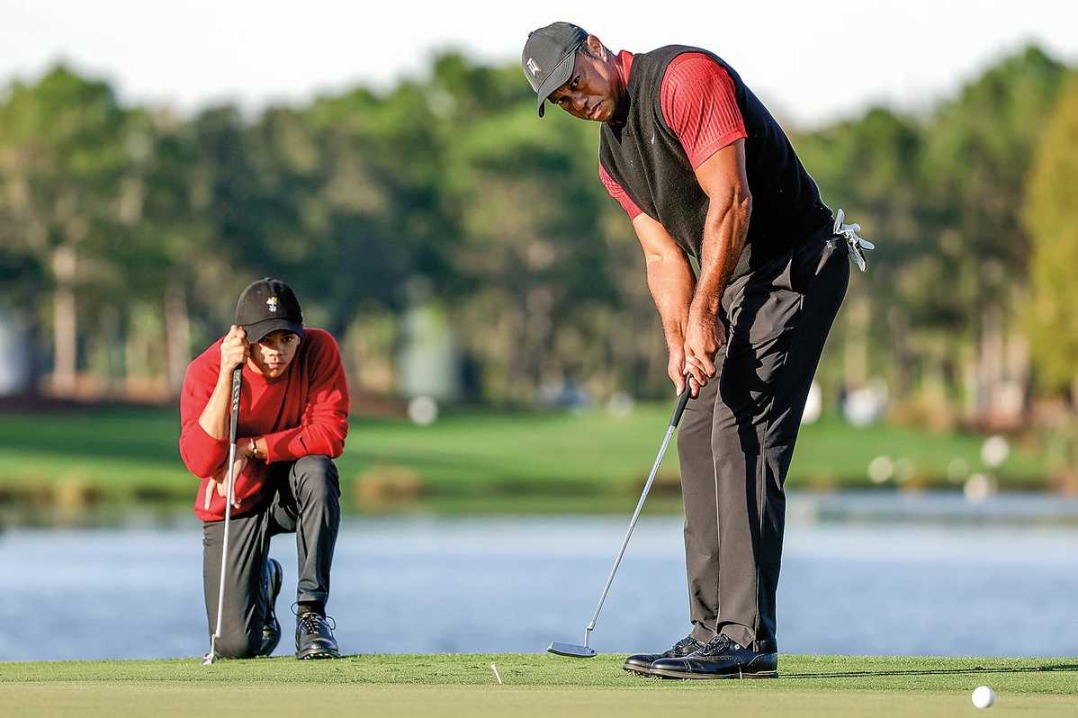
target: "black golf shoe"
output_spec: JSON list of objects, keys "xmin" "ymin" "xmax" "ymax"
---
[
  {"xmin": 258, "ymin": 558, "xmax": 283, "ymax": 657},
  {"xmin": 623, "ymin": 635, "xmax": 704, "ymax": 675},
  {"xmin": 648, "ymin": 634, "xmax": 778, "ymax": 679},
  {"xmin": 295, "ymin": 611, "xmax": 340, "ymax": 660}
]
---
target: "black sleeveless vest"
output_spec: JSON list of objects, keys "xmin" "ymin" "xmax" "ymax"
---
[{"xmin": 599, "ymin": 46, "xmax": 832, "ymax": 278}]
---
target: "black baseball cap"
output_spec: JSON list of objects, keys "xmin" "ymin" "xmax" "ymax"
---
[
  {"xmin": 235, "ymin": 278, "xmax": 304, "ymax": 344},
  {"xmin": 522, "ymin": 21, "xmax": 588, "ymax": 117}
]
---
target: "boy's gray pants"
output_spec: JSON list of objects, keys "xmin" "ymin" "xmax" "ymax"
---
[{"xmin": 202, "ymin": 455, "xmax": 340, "ymax": 658}]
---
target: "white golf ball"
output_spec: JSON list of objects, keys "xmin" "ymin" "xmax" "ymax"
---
[{"xmin": 971, "ymin": 685, "xmax": 995, "ymax": 709}]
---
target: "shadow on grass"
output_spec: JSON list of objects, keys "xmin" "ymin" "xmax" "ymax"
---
[{"xmin": 785, "ymin": 663, "xmax": 1078, "ymax": 679}]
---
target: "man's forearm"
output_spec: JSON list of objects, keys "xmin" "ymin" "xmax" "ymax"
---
[
  {"xmin": 646, "ymin": 252, "xmax": 696, "ymax": 348},
  {"xmin": 690, "ymin": 191, "xmax": 751, "ymax": 322}
]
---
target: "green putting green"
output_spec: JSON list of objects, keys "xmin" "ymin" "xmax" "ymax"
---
[{"xmin": 1, "ymin": 655, "xmax": 1075, "ymax": 717}]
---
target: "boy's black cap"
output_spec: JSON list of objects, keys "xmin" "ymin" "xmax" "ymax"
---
[
  {"xmin": 235, "ymin": 278, "xmax": 304, "ymax": 344},
  {"xmin": 522, "ymin": 21, "xmax": 588, "ymax": 117}
]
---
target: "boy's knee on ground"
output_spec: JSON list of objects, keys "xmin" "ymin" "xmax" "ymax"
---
[{"xmin": 214, "ymin": 628, "xmax": 262, "ymax": 659}]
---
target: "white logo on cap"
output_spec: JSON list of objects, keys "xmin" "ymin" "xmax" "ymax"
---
[
  {"xmin": 527, "ymin": 58, "xmax": 541, "ymax": 76},
  {"xmin": 267, "ymin": 296, "xmax": 279, "ymax": 313}
]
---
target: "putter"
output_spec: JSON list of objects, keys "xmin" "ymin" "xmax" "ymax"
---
[
  {"xmin": 548, "ymin": 380, "xmax": 693, "ymax": 658},
  {"xmin": 202, "ymin": 366, "xmax": 243, "ymax": 666}
]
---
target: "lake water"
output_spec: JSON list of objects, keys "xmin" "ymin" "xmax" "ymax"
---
[{"xmin": 1, "ymin": 493, "xmax": 1077, "ymax": 661}]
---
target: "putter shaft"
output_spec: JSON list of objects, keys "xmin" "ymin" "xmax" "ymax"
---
[
  {"xmin": 205, "ymin": 366, "xmax": 243, "ymax": 664},
  {"xmin": 578, "ymin": 387, "xmax": 691, "ymax": 646}
]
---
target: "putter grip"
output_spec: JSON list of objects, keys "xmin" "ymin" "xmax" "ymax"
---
[
  {"xmin": 228, "ymin": 366, "xmax": 242, "ymax": 442},
  {"xmin": 669, "ymin": 383, "xmax": 691, "ymax": 428}
]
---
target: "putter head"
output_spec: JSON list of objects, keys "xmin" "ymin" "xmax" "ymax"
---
[
  {"xmin": 548, "ymin": 641, "xmax": 597, "ymax": 658},
  {"xmin": 201, "ymin": 651, "xmax": 216, "ymax": 666}
]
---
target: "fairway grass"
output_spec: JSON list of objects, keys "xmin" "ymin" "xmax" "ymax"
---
[
  {"xmin": 0, "ymin": 405, "xmax": 1051, "ymax": 516},
  {"xmin": 2, "ymin": 655, "xmax": 1075, "ymax": 717}
]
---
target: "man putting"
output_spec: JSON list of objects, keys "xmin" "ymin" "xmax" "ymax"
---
[
  {"xmin": 523, "ymin": 22, "xmax": 868, "ymax": 679},
  {"xmin": 180, "ymin": 278, "xmax": 350, "ymax": 659}
]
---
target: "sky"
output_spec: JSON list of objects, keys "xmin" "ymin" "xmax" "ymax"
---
[{"xmin": 0, "ymin": 0, "xmax": 1075, "ymax": 129}]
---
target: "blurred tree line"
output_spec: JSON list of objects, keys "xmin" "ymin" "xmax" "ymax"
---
[{"xmin": 0, "ymin": 46, "xmax": 1075, "ymax": 420}]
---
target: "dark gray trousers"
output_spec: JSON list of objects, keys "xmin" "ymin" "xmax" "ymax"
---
[
  {"xmin": 678, "ymin": 230, "xmax": 849, "ymax": 651},
  {"xmin": 202, "ymin": 455, "xmax": 340, "ymax": 658}
]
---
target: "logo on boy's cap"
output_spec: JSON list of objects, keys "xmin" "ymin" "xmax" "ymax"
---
[
  {"xmin": 235, "ymin": 278, "xmax": 304, "ymax": 344},
  {"xmin": 526, "ymin": 58, "xmax": 542, "ymax": 76}
]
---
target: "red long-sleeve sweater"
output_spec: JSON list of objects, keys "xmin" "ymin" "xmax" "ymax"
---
[{"xmin": 179, "ymin": 328, "xmax": 350, "ymax": 522}]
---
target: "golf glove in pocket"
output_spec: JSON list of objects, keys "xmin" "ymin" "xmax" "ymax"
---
[{"xmin": 833, "ymin": 208, "xmax": 874, "ymax": 272}]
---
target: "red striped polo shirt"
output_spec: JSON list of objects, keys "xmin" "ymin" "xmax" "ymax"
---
[{"xmin": 599, "ymin": 50, "xmax": 748, "ymax": 219}]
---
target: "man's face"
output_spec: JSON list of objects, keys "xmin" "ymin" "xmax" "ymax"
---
[
  {"xmin": 547, "ymin": 38, "xmax": 625, "ymax": 123},
  {"xmin": 250, "ymin": 330, "xmax": 301, "ymax": 379}
]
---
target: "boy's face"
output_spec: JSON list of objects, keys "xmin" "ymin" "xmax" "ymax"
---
[{"xmin": 250, "ymin": 330, "xmax": 301, "ymax": 378}]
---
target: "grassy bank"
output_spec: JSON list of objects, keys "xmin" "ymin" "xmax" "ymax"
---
[
  {"xmin": 1, "ymin": 655, "xmax": 1075, "ymax": 717},
  {"xmin": 0, "ymin": 404, "xmax": 1050, "ymax": 514}
]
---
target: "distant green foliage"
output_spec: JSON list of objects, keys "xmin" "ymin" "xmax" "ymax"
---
[
  {"xmin": 0, "ymin": 66, "xmax": 130, "ymax": 316},
  {"xmin": 1024, "ymin": 74, "xmax": 1078, "ymax": 395},
  {"xmin": 0, "ymin": 48, "xmax": 1074, "ymax": 408}
]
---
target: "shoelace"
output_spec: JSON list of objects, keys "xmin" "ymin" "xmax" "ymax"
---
[
  {"xmin": 700, "ymin": 634, "xmax": 740, "ymax": 655},
  {"xmin": 673, "ymin": 636, "xmax": 700, "ymax": 651},
  {"xmin": 833, "ymin": 208, "xmax": 874, "ymax": 272},
  {"xmin": 298, "ymin": 612, "xmax": 336, "ymax": 635}
]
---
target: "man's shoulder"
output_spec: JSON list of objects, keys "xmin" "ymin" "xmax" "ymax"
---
[
  {"xmin": 668, "ymin": 51, "xmax": 725, "ymax": 71},
  {"xmin": 631, "ymin": 46, "xmax": 717, "ymax": 85},
  {"xmin": 642, "ymin": 44, "xmax": 713, "ymax": 60},
  {"xmin": 662, "ymin": 52, "xmax": 734, "ymax": 95}
]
